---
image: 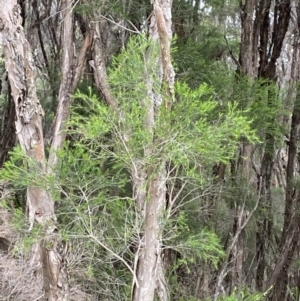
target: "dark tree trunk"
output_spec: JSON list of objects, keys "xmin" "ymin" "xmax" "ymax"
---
[
  {"xmin": 266, "ymin": 6, "xmax": 300, "ymax": 297},
  {"xmin": 255, "ymin": 0, "xmax": 291, "ymax": 291},
  {"xmin": 0, "ymin": 86, "xmax": 16, "ymax": 168}
]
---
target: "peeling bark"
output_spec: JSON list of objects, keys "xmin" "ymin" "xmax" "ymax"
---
[
  {"xmin": 0, "ymin": 0, "xmax": 54, "ymax": 229},
  {"xmin": 88, "ymin": 2, "xmax": 174, "ymax": 301},
  {"xmin": 48, "ymin": 0, "xmax": 91, "ymax": 168},
  {"xmin": 150, "ymin": 0, "xmax": 175, "ymax": 110},
  {"xmin": 132, "ymin": 2, "xmax": 174, "ymax": 301},
  {"xmin": 0, "ymin": 2, "xmax": 69, "ymax": 300},
  {"xmin": 133, "ymin": 167, "xmax": 168, "ymax": 301},
  {"xmin": 0, "ymin": 1, "xmax": 90, "ymax": 299},
  {"xmin": 89, "ymin": 19, "xmax": 117, "ymax": 109}
]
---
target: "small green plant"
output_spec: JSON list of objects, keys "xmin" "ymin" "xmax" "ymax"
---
[{"xmin": 218, "ymin": 287, "xmax": 269, "ymax": 301}]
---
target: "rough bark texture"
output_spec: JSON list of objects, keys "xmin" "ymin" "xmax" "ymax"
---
[
  {"xmin": 239, "ymin": 0, "xmax": 255, "ymax": 78},
  {"xmin": 133, "ymin": 167, "xmax": 168, "ymax": 301},
  {"xmin": 150, "ymin": 0, "xmax": 175, "ymax": 109},
  {"xmin": 88, "ymin": 4, "xmax": 173, "ymax": 301},
  {"xmin": 237, "ymin": 0, "xmax": 257, "ymax": 182},
  {"xmin": 0, "ymin": 44, "xmax": 16, "ymax": 167},
  {"xmin": 0, "ymin": 2, "xmax": 75, "ymax": 300},
  {"xmin": 0, "ymin": 0, "xmax": 54, "ymax": 230},
  {"xmin": 266, "ymin": 5, "xmax": 300, "ymax": 298},
  {"xmin": 0, "ymin": 87, "xmax": 16, "ymax": 168},
  {"xmin": 89, "ymin": 18, "xmax": 117, "ymax": 109},
  {"xmin": 255, "ymin": 0, "xmax": 291, "ymax": 292},
  {"xmin": 131, "ymin": 1, "xmax": 175, "ymax": 301},
  {"xmin": 217, "ymin": 1, "xmax": 256, "ymax": 294},
  {"xmin": 228, "ymin": 207, "xmax": 247, "ymax": 292},
  {"xmin": 48, "ymin": 0, "xmax": 91, "ymax": 168}
]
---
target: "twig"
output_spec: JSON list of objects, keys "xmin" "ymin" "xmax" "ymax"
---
[
  {"xmin": 90, "ymin": 15, "xmax": 141, "ymax": 34},
  {"xmin": 213, "ymin": 177, "xmax": 262, "ymax": 301},
  {"xmin": 224, "ymin": 34, "xmax": 241, "ymax": 69}
]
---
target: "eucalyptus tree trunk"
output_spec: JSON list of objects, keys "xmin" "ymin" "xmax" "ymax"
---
[
  {"xmin": 255, "ymin": 0, "xmax": 291, "ymax": 291},
  {"xmin": 218, "ymin": 0, "xmax": 291, "ymax": 296},
  {"xmin": 132, "ymin": 1, "xmax": 174, "ymax": 301},
  {"xmin": 238, "ymin": 0, "xmax": 256, "ymax": 179},
  {"xmin": 90, "ymin": 0, "xmax": 175, "ymax": 300},
  {"xmin": 0, "ymin": 1, "xmax": 90, "ymax": 300},
  {"xmin": 89, "ymin": 17, "xmax": 117, "ymax": 109},
  {"xmin": 48, "ymin": 0, "xmax": 91, "ymax": 167},
  {"xmin": 214, "ymin": 1, "xmax": 257, "ymax": 294},
  {"xmin": 0, "ymin": 2, "xmax": 68, "ymax": 300},
  {"xmin": 266, "ymin": 4, "xmax": 300, "ymax": 299}
]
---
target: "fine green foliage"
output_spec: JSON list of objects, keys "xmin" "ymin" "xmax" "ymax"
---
[
  {"xmin": 68, "ymin": 35, "xmax": 259, "ymax": 297},
  {"xmin": 74, "ymin": 35, "xmax": 258, "ymax": 169},
  {"xmin": 0, "ymin": 0, "xmax": 295, "ymax": 299},
  {"xmin": 0, "ymin": 34, "xmax": 260, "ymax": 300},
  {"xmin": 217, "ymin": 287, "xmax": 269, "ymax": 301},
  {"xmin": 173, "ymin": 226, "xmax": 225, "ymax": 269}
]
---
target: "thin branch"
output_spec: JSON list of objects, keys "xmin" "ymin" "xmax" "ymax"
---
[
  {"xmin": 43, "ymin": 0, "xmax": 79, "ymax": 22},
  {"xmin": 213, "ymin": 177, "xmax": 262, "ymax": 301},
  {"xmin": 88, "ymin": 233, "xmax": 139, "ymax": 289},
  {"xmin": 90, "ymin": 15, "xmax": 141, "ymax": 34},
  {"xmin": 224, "ymin": 34, "xmax": 241, "ymax": 69}
]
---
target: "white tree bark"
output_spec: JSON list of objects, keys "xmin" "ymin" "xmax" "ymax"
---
[
  {"xmin": 88, "ymin": 2, "xmax": 174, "ymax": 301},
  {"xmin": 132, "ymin": 1, "xmax": 175, "ymax": 301}
]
